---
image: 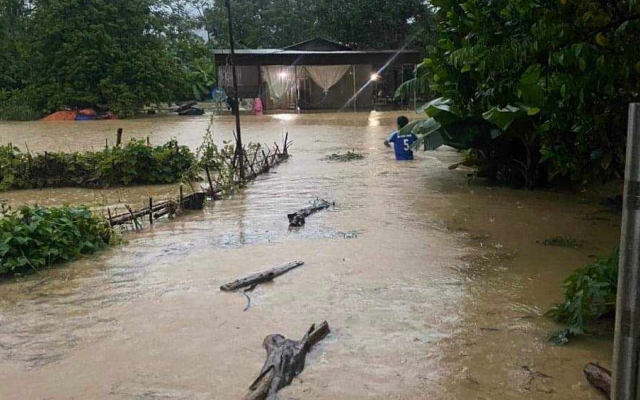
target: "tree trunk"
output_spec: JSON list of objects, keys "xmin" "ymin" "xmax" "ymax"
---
[
  {"xmin": 584, "ymin": 362, "xmax": 611, "ymax": 398},
  {"xmin": 288, "ymin": 199, "xmax": 333, "ymax": 227},
  {"xmin": 244, "ymin": 322, "xmax": 331, "ymax": 400}
]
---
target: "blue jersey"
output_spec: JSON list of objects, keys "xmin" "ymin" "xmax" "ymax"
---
[{"xmin": 387, "ymin": 131, "xmax": 417, "ymax": 160}]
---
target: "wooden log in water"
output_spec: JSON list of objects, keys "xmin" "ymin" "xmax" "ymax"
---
[
  {"xmin": 584, "ymin": 362, "xmax": 611, "ymax": 398},
  {"xmin": 244, "ymin": 322, "xmax": 330, "ymax": 400},
  {"xmin": 220, "ymin": 261, "xmax": 304, "ymax": 292},
  {"xmin": 288, "ymin": 199, "xmax": 333, "ymax": 227}
]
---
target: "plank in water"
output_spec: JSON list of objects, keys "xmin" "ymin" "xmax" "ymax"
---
[{"xmin": 219, "ymin": 261, "xmax": 305, "ymax": 292}]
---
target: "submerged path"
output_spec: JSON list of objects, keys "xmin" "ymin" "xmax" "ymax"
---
[{"xmin": 0, "ymin": 112, "xmax": 620, "ymax": 399}]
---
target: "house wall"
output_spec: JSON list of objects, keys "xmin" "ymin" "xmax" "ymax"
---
[
  {"xmin": 298, "ymin": 65, "xmax": 373, "ymax": 110},
  {"xmin": 218, "ymin": 66, "xmax": 261, "ymax": 99},
  {"xmin": 217, "ymin": 64, "xmax": 375, "ymax": 111}
]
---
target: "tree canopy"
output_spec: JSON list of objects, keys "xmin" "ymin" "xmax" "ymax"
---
[
  {"xmin": 403, "ymin": 0, "xmax": 640, "ymax": 187},
  {"xmin": 202, "ymin": 0, "xmax": 430, "ymax": 49},
  {"xmin": 0, "ymin": 0, "xmax": 215, "ymax": 119}
]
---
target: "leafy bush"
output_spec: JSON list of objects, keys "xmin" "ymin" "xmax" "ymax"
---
[
  {"xmin": 0, "ymin": 139, "xmax": 197, "ymax": 191},
  {"xmin": 404, "ymin": 0, "xmax": 640, "ymax": 187},
  {"xmin": 0, "ymin": 90, "xmax": 42, "ymax": 121},
  {"xmin": 548, "ymin": 248, "xmax": 619, "ymax": 344},
  {"xmin": 0, "ymin": 204, "xmax": 116, "ymax": 276}
]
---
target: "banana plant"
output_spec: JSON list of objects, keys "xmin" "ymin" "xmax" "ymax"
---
[{"xmin": 185, "ymin": 57, "xmax": 216, "ymax": 100}]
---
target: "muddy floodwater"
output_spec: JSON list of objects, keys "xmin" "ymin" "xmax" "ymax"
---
[{"xmin": 0, "ymin": 113, "xmax": 620, "ymax": 399}]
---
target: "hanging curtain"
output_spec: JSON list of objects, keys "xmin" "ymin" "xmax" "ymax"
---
[
  {"xmin": 305, "ymin": 65, "xmax": 350, "ymax": 93},
  {"xmin": 261, "ymin": 66, "xmax": 294, "ymax": 101}
]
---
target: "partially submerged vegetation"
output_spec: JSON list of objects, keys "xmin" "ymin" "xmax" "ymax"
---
[
  {"xmin": 548, "ymin": 248, "xmax": 619, "ymax": 344},
  {"xmin": 543, "ymin": 236, "xmax": 583, "ymax": 249},
  {"xmin": 0, "ymin": 204, "xmax": 116, "ymax": 276},
  {"xmin": 0, "ymin": 139, "xmax": 197, "ymax": 191},
  {"xmin": 323, "ymin": 150, "xmax": 364, "ymax": 162}
]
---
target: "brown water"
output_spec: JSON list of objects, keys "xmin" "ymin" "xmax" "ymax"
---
[{"xmin": 0, "ymin": 113, "xmax": 620, "ymax": 399}]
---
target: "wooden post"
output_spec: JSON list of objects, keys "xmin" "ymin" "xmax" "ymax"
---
[
  {"xmin": 149, "ymin": 197, "xmax": 153, "ymax": 225},
  {"xmin": 224, "ymin": 0, "xmax": 245, "ymax": 181},
  {"xmin": 116, "ymin": 128, "xmax": 123, "ymax": 147},
  {"xmin": 284, "ymin": 132, "xmax": 289, "ymax": 156},
  {"xmin": 179, "ymin": 185, "xmax": 184, "ymax": 210},
  {"xmin": 205, "ymin": 166, "xmax": 215, "ymax": 198},
  {"xmin": 352, "ymin": 65, "xmax": 357, "ymax": 112},
  {"xmin": 295, "ymin": 65, "xmax": 300, "ymax": 113},
  {"xmin": 105, "ymin": 138, "xmax": 109, "ymax": 150},
  {"xmin": 107, "ymin": 207, "xmax": 113, "ymax": 226},
  {"xmin": 147, "ymin": 136, "xmax": 150, "ymax": 147}
]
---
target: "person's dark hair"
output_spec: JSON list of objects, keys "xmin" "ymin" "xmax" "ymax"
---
[{"xmin": 397, "ymin": 116, "xmax": 409, "ymax": 129}]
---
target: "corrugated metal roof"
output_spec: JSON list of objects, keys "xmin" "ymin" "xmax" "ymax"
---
[{"xmin": 212, "ymin": 49, "xmax": 419, "ymax": 55}]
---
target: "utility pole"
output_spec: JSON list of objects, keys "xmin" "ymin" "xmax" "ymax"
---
[
  {"xmin": 224, "ymin": 0, "xmax": 245, "ymax": 181},
  {"xmin": 612, "ymin": 103, "xmax": 640, "ymax": 400}
]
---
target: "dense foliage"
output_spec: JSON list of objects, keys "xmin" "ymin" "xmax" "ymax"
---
[
  {"xmin": 0, "ymin": 0, "xmax": 215, "ymax": 119},
  {"xmin": 403, "ymin": 0, "xmax": 640, "ymax": 187},
  {"xmin": 0, "ymin": 139, "xmax": 197, "ymax": 190},
  {"xmin": 0, "ymin": 204, "xmax": 115, "ymax": 276},
  {"xmin": 548, "ymin": 248, "xmax": 619, "ymax": 343},
  {"xmin": 202, "ymin": 0, "xmax": 430, "ymax": 49}
]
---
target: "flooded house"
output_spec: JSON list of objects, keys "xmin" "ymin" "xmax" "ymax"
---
[{"xmin": 213, "ymin": 37, "xmax": 420, "ymax": 112}]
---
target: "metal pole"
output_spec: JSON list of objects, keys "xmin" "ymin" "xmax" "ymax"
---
[
  {"xmin": 352, "ymin": 65, "xmax": 357, "ymax": 112},
  {"xmin": 613, "ymin": 103, "xmax": 640, "ymax": 400},
  {"xmin": 224, "ymin": 0, "xmax": 245, "ymax": 180}
]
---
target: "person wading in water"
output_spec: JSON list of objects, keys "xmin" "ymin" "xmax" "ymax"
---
[{"xmin": 384, "ymin": 116, "xmax": 417, "ymax": 160}]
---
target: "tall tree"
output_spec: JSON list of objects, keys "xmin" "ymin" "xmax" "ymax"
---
[
  {"xmin": 203, "ymin": 0, "xmax": 318, "ymax": 48},
  {"xmin": 315, "ymin": 0, "xmax": 430, "ymax": 49},
  {"xmin": 0, "ymin": 0, "xmax": 32, "ymax": 90},
  {"xmin": 26, "ymin": 0, "xmax": 184, "ymax": 115}
]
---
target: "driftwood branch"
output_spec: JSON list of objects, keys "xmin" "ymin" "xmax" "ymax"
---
[
  {"xmin": 288, "ymin": 199, "xmax": 333, "ymax": 227},
  {"xmin": 220, "ymin": 261, "xmax": 304, "ymax": 292},
  {"xmin": 244, "ymin": 322, "xmax": 331, "ymax": 400},
  {"xmin": 584, "ymin": 362, "xmax": 611, "ymax": 399}
]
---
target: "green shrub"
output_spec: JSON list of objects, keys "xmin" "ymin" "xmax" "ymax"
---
[
  {"xmin": 0, "ymin": 204, "xmax": 116, "ymax": 276},
  {"xmin": 548, "ymin": 248, "xmax": 619, "ymax": 344},
  {"xmin": 0, "ymin": 139, "xmax": 197, "ymax": 191},
  {"xmin": 0, "ymin": 90, "xmax": 42, "ymax": 121}
]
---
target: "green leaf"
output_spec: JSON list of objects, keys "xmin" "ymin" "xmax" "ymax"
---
[{"xmin": 482, "ymin": 105, "xmax": 527, "ymax": 130}]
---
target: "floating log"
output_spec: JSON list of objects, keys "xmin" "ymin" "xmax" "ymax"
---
[
  {"xmin": 288, "ymin": 199, "xmax": 333, "ymax": 227},
  {"xmin": 220, "ymin": 261, "xmax": 304, "ymax": 292},
  {"xmin": 175, "ymin": 100, "xmax": 198, "ymax": 113},
  {"xmin": 245, "ymin": 322, "xmax": 330, "ymax": 400},
  {"xmin": 584, "ymin": 362, "xmax": 611, "ymax": 398}
]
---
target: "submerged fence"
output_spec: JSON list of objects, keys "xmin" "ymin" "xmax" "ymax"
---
[{"xmin": 105, "ymin": 136, "xmax": 291, "ymax": 230}]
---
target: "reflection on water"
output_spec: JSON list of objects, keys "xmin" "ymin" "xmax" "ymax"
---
[{"xmin": 0, "ymin": 112, "xmax": 618, "ymax": 399}]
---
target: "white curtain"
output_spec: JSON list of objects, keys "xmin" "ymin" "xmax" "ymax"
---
[
  {"xmin": 305, "ymin": 65, "xmax": 350, "ymax": 93},
  {"xmin": 261, "ymin": 66, "xmax": 294, "ymax": 100}
]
